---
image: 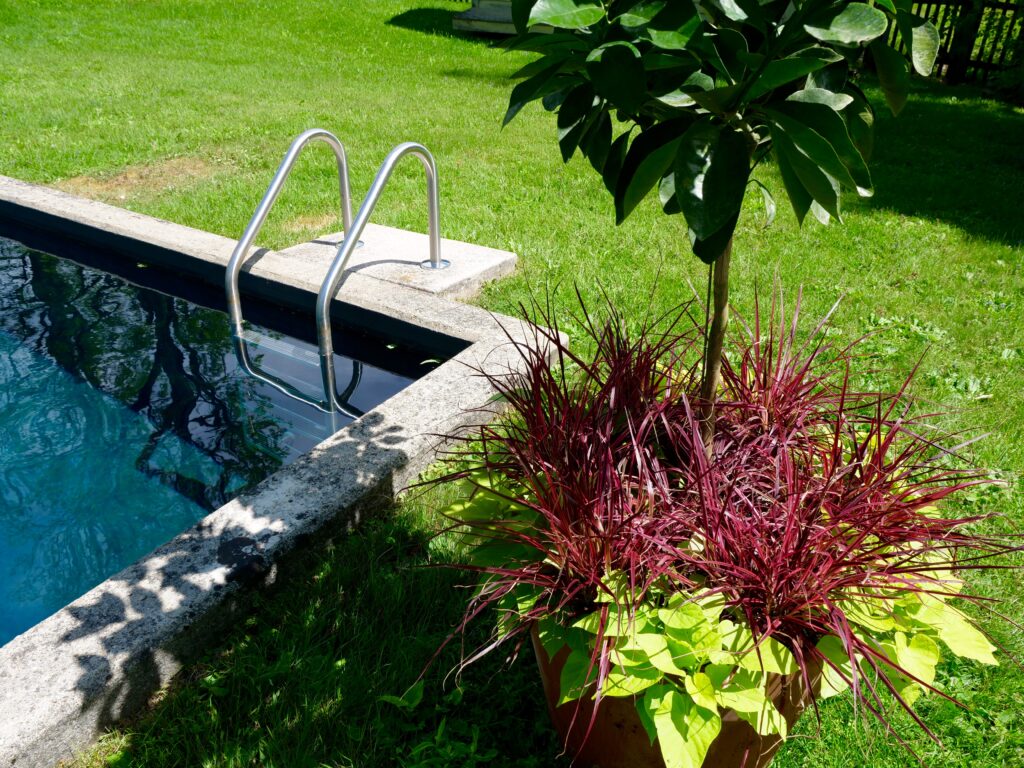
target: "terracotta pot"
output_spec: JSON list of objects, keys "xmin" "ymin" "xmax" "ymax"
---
[{"xmin": 531, "ymin": 628, "xmax": 816, "ymax": 768}]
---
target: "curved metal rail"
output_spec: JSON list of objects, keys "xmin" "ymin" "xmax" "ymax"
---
[
  {"xmin": 225, "ymin": 128, "xmax": 354, "ymax": 338},
  {"xmin": 224, "ymin": 129, "xmax": 363, "ymax": 417},
  {"xmin": 315, "ymin": 142, "xmax": 449, "ymax": 413}
]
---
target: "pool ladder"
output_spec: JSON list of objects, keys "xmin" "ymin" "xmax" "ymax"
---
[{"xmin": 224, "ymin": 129, "xmax": 449, "ymax": 420}]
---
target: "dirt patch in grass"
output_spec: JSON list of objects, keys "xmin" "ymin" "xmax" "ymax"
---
[
  {"xmin": 56, "ymin": 157, "xmax": 219, "ymax": 202},
  {"xmin": 282, "ymin": 211, "xmax": 340, "ymax": 234}
]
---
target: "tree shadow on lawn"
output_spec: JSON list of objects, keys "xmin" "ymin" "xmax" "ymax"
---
[
  {"xmin": 387, "ymin": 7, "xmax": 503, "ymax": 46},
  {"xmin": 865, "ymin": 79, "xmax": 1024, "ymax": 246},
  {"xmin": 99, "ymin": 503, "xmax": 566, "ymax": 768}
]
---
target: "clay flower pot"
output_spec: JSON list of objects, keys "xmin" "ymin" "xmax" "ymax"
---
[{"xmin": 531, "ymin": 627, "xmax": 816, "ymax": 768}]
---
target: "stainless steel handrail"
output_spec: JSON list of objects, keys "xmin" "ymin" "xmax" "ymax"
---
[
  {"xmin": 230, "ymin": 335, "xmax": 363, "ymax": 424},
  {"xmin": 314, "ymin": 142, "xmax": 450, "ymax": 413},
  {"xmin": 225, "ymin": 128, "xmax": 354, "ymax": 338}
]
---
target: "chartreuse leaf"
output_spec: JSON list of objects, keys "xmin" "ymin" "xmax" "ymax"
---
[
  {"xmin": 816, "ymin": 635, "xmax": 854, "ymax": 699},
  {"xmin": 603, "ymin": 665, "xmax": 665, "ymax": 696},
  {"xmin": 839, "ymin": 596, "xmax": 896, "ymax": 633},
  {"xmin": 909, "ymin": 596, "xmax": 997, "ymax": 664},
  {"xmin": 720, "ymin": 621, "xmax": 797, "ymax": 674},
  {"xmin": 658, "ymin": 601, "xmax": 706, "ymax": 632},
  {"xmin": 617, "ymin": 632, "xmax": 690, "ymax": 676},
  {"xmin": 529, "ymin": 0, "xmax": 606, "ymax": 29},
  {"xmin": 559, "ymin": 647, "xmax": 599, "ymax": 705},
  {"xmin": 649, "ymin": 689, "xmax": 722, "ymax": 768},
  {"xmin": 805, "ymin": 4, "xmax": 889, "ymax": 45},
  {"xmin": 684, "ymin": 672, "xmax": 718, "ymax": 711},
  {"xmin": 673, "ymin": 120, "xmax": 751, "ymax": 241},
  {"xmin": 573, "ymin": 604, "xmax": 645, "ymax": 636},
  {"xmin": 894, "ymin": 631, "xmax": 940, "ymax": 686},
  {"xmin": 870, "ymin": 40, "xmax": 911, "ymax": 115}
]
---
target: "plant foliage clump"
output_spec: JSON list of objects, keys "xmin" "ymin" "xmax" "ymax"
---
[{"xmin": 431, "ymin": 296, "xmax": 1017, "ymax": 764}]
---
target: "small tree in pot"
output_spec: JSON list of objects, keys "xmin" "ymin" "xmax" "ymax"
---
[
  {"xmin": 502, "ymin": 0, "xmax": 938, "ymax": 452},
  {"xmin": 423, "ymin": 1, "xmax": 1018, "ymax": 767}
]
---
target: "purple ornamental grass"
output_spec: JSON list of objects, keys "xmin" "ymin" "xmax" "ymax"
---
[{"xmin": 429, "ymin": 291, "xmax": 1019, "ymax": 748}]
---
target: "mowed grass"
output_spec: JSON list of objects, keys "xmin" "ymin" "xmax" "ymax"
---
[{"xmin": 1, "ymin": 1, "xmax": 1023, "ymax": 766}]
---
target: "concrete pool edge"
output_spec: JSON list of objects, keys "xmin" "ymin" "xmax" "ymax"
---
[{"xmin": 0, "ymin": 177, "xmax": 532, "ymax": 767}]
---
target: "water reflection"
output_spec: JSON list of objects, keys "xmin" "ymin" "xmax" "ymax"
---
[{"xmin": 0, "ymin": 238, "xmax": 414, "ymax": 644}]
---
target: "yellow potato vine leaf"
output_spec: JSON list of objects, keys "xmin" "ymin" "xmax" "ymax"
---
[{"xmin": 649, "ymin": 688, "xmax": 722, "ymax": 768}]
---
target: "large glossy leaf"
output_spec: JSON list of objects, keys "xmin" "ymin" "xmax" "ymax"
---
[
  {"xmin": 504, "ymin": 60, "xmax": 570, "ymax": 125},
  {"xmin": 587, "ymin": 42, "xmax": 648, "ymax": 113},
  {"xmin": 644, "ymin": 2, "xmax": 702, "ymax": 50},
  {"xmin": 673, "ymin": 120, "xmax": 750, "ymax": 240},
  {"xmin": 898, "ymin": 11, "xmax": 940, "ymax": 75},
  {"xmin": 775, "ymin": 97, "xmax": 873, "ymax": 195},
  {"xmin": 764, "ymin": 108, "xmax": 859, "ymax": 193},
  {"xmin": 582, "ymin": 110, "xmax": 613, "ymax": 172},
  {"xmin": 529, "ymin": 0, "xmax": 606, "ymax": 29},
  {"xmin": 614, "ymin": 117, "xmax": 693, "ymax": 223},
  {"xmin": 690, "ymin": 211, "xmax": 739, "ymax": 263},
  {"xmin": 557, "ymin": 84, "xmax": 598, "ymax": 161},
  {"xmin": 618, "ymin": 0, "xmax": 665, "ymax": 27},
  {"xmin": 870, "ymin": 40, "xmax": 910, "ymax": 115},
  {"xmin": 747, "ymin": 47, "xmax": 844, "ymax": 100},
  {"xmin": 602, "ymin": 130, "xmax": 632, "ymax": 194},
  {"xmin": 772, "ymin": 129, "xmax": 842, "ymax": 221},
  {"xmin": 773, "ymin": 140, "xmax": 813, "ymax": 225},
  {"xmin": 844, "ymin": 84, "xmax": 876, "ymax": 159},
  {"xmin": 805, "ymin": 3, "xmax": 889, "ymax": 45}
]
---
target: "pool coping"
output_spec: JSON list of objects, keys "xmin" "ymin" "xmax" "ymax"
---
[{"xmin": 0, "ymin": 177, "xmax": 534, "ymax": 767}]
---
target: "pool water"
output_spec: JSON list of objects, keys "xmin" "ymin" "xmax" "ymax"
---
[{"xmin": 0, "ymin": 237, "xmax": 428, "ymax": 645}]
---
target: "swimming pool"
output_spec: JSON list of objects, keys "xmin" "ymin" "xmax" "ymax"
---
[{"xmin": 0, "ymin": 236, "xmax": 437, "ymax": 646}]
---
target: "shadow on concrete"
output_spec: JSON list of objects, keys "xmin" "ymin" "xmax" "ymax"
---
[{"xmin": 0, "ymin": 407, "xmax": 411, "ymax": 766}]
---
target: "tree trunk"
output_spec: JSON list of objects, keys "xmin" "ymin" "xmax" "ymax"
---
[{"xmin": 698, "ymin": 238, "xmax": 733, "ymax": 457}]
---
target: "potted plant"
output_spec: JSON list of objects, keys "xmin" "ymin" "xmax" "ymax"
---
[
  {"xmin": 430, "ymin": 296, "xmax": 1013, "ymax": 767},
  {"xmin": 421, "ymin": 1, "xmax": 1017, "ymax": 766}
]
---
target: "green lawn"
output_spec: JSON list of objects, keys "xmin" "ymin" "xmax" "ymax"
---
[{"xmin": 2, "ymin": 1, "xmax": 1023, "ymax": 766}]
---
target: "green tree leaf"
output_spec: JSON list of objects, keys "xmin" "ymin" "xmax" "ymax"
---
[
  {"xmin": 870, "ymin": 40, "xmax": 910, "ymax": 115},
  {"xmin": 775, "ymin": 96, "xmax": 873, "ymax": 195},
  {"xmin": 897, "ymin": 11, "xmax": 940, "ymax": 75},
  {"xmin": 673, "ymin": 120, "xmax": 750, "ymax": 240},
  {"xmin": 747, "ymin": 47, "xmax": 844, "ymax": 100},
  {"xmin": 529, "ymin": 0, "xmax": 606, "ymax": 30},
  {"xmin": 586, "ymin": 42, "xmax": 647, "ymax": 113},
  {"xmin": 614, "ymin": 117, "xmax": 693, "ymax": 223},
  {"xmin": 805, "ymin": 4, "xmax": 889, "ymax": 45}
]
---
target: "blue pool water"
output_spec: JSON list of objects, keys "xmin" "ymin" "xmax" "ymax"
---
[{"xmin": 0, "ymin": 237, "xmax": 429, "ymax": 645}]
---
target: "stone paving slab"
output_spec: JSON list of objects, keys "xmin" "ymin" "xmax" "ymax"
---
[{"xmin": 280, "ymin": 224, "xmax": 516, "ymax": 300}]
